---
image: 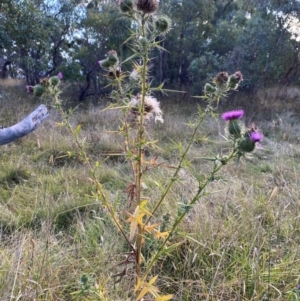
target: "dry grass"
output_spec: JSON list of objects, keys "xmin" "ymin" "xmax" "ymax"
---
[{"xmin": 1, "ymin": 82, "xmax": 300, "ymax": 300}]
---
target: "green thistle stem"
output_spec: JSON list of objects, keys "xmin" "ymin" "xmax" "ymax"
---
[{"xmin": 136, "ymin": 14, "xmax": 148, "ymax": 282}]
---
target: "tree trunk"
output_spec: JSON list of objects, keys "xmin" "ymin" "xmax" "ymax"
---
[
  {"xmin": 159, "ymin": 40, "xmax": 164, "ymax": 83},
  {"xmin": 0, "ymin": 59, "xmax": 12, "ymax": 79},
  {"xmin": 177, "ymin": 26, "xmax": 184, "ymax": 88}
]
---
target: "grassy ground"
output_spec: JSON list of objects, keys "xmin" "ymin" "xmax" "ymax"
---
[{"xmin": 1, "ymin": 80, "xmax": 300, "ymax": 300}]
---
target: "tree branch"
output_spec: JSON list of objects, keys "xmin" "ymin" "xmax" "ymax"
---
[{"xmin": 0, "ymin": 105, "xmax": 49, "ymax": 145}]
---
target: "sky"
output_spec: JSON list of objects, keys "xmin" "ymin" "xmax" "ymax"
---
[{"xmin": 285, "ymin": 16, "xmax": 300, "ymax": 41}]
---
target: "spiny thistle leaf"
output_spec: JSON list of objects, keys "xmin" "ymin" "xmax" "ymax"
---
[
  {"xmin": 126, "ymin": 200, "xmax": 152, "ymax": 241},
  {"xmin": 74, "ymin": 124, "xmax": 81, "ymax": 136},
  {"xmin": 153, "ymin": 230, "xmax": 169, "ymax": 239},
  {"xmin": 126, "ymin": 208, "xmax": 146, "ymax": 241},
  {"xmin": 139, "ymin": 200, "xmax": 152, "ymax": 216},
  {"xmin": 160, "ymin": 242, "xmax": 183, "ymax": 255},
  {"xmin": 144, "ymin": 223, "xmax": 160, "ymax": 234},
  {"xmin": 135, "ymin": 275, "xmax": 160, "ymax": 300},
  {"xmin": 155, "ymin": 294, "xmax": 173, "ymax": 301}
]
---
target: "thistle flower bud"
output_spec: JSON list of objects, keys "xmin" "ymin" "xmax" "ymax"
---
[
  {"xmin": 50, "ymin": 76, "xmax": 60, "ymax": 86},
  {"xmin": 238, "ymin": 130, "xmax": 263, "ymax": 153},
  {"xmin": 99, "ymin": 51, "xmax": 119, "ymax": 69},
  {"xmin": 234, "ymin": 71, "xmax": 243, "ymax": 82},
  {"xmin": 214, "ymin": 71, "xmax": 229, "ymax": 87},
  {"xmin": 107, "ymin": 51, "xmax": 119, "ymax": 65},
  {"xmin": 228, "ymin": 119, "xmax": 242, "ymax": 137},
  {"xmin": 228, "ymin": 71, "xmax": 243, "ymax": 90},
  {"xmin": 136, "ymin": 0, "xmax": 158, "ymax": 14},
  {"xmin": 155, "ymin": 16, "xmax": 171, "ymax": 34},
  {"xmin": 139, "ymin": 37, "xmax": 148, "ymax": 47},
  {"xmin": 33, "ymin": 84, "xmax": 45, "ymax": 97},
  {"xmin": 119, "ymin": 0, "xmax": 133, "ymax": 13},
  {"xmin": 204, "ymin": 83, "xmax": 217, "ymax": 94},
  {"xmin": 239, "ymin": 138, "xmax": 255, "ymax": 153},
  {"xmin": 99, "ymin": 59, "xmax": 111, "ymax": 68}
]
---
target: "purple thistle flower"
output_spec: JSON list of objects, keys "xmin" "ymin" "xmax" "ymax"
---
[
  {"xmin": 249, "ymin": 131, "xmax": 263, "ymax": 143},
  {"xmin": 234, "ymin": 71, "xmax": 243, "ymax": 82},
  {"xmin": 26, "ymin": 85, "xmax": 34, "ymax": 93},
  {"xmin": 57, "ymin": 72, "xmax": 63, "ymax": 80},
  {"xmin": 221, "ymin": 110, "xmax": 244, "ymax": 121}
]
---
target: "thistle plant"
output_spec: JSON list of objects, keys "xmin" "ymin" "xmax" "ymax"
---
[{"xmin": 29, "ymin": 1, "xmax": 263, "ymax": 300}]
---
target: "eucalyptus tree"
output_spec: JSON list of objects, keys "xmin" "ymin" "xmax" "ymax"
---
[
  {"xmin": 230, "ymin": 0, "xmax": 300, "ymax": 89},
  {"xmin": 186, "ymin": 0, "xmax": 241, "ymax": 93},
  {"xmin": 158, "ymin": 0, "xmax": 217, "ymax": 89},
  {"xmin": 66, "ymin": 0, "xmax": 131, "ymax": 101},
  {"xmin": 2, "ymin": 0, "xmax": 299, "ymax": 98},
  {"xmin": 0, "ymin": 0, "xmax": 79, "ymax": 84},
  {"xmin": 186, "ymin": 0, "xmax": 300, "ymax": 93}
]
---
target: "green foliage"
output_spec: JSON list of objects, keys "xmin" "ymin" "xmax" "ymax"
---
[
  {"xmin": 188, "ymin": 51, "xmax": 223, "ymax": 94},
  {"xmin": 1, "ymin": 0, "xmax": 300, "ymax": 97}
]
